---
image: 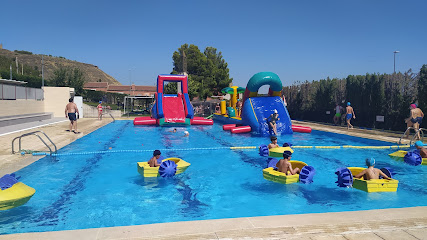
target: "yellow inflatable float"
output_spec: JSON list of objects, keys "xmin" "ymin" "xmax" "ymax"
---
[
  {"xmin": 389, "ymin": 150, "xmax": 427, "ymax": 165},
  {"xmin": 263, "ymin": 160, "xmax": 308, "ymax": 184},
  {"xmin": 0, "ymin": 174, "xmax": 35, "ymax": 210},
  {"xmin": 268, "ymin": 146, "xmax": 294, "ymax": 158},
  {"xmin": 137, "ymin": 157, "xmax": 190, "ymax": 178},
  {"xmin": 349, "ymin": 167, "xmax": 399, "ymax": 192},
  {"xmin": 335, "ymin": 166, "xmax": 398, "ymax": 193}
]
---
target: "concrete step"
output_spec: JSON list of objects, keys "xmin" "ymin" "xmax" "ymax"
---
[{"xmin": 0, "ymin": 113, "xmax": 53, "ymax": 128}]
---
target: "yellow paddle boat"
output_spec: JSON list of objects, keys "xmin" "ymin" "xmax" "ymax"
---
[
  {"xmin": 137, "ymin": 157, "xmax": 190, "ymax": 178},
  {"xmin": 388, "ymin": 150, "xmax": 427, "ymax": 165},
  {"xmin": 268, "ymin": 146, "xmax": 294, "ymax": 158},
  {"xmin": 263, "ymin": 160, "xmax": 307, "ymax": 184},
  {"xmin": 348, "ymin": 167, "xmax": 399, "ymax": 192},
  {"xmin": 0, "ymin": 182, "xmax": 35, "ymax": 210}
]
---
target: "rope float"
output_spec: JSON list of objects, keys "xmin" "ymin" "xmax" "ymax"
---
[{"xmin": 32, "ymin": 145, "xmax": 411, "ymax": 156}]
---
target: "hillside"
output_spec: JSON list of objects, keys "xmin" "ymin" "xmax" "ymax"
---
[{"xmin": 0, "ymin": 48, "xmax": 121, "ymax": 85}]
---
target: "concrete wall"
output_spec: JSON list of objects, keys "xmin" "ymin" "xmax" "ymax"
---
[
  {"xmin": 74, "ymin": 96, "xmax": 84, "ymax": 118},
  {"xmin": 0, "ymin": 99, "xmax": 45, "ymax": 117},
  {"xmin": 83, "ymin": 104, "xmax": 122, "ymax": 118},
  {"xmin": 43, "ymin": 87, "xmax": 71, "ymax": 117}
]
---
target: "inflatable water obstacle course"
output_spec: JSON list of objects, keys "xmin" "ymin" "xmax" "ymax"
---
[
  {"xmin": 214, "ymin": 72, "xmax": 311, "ymax": 135},
  {"xmin": 134, "ymin": 75, "xmax": 213, "ymax": 126}
]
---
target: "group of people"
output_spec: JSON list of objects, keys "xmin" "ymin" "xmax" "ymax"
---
[
  {"xmin": 334, "ymin": 102, "xmax": 424, "ymax": 138},
  {"xmin": 65, "ymin": 98, "xmax": 111, "ymax": 134},
  {"xmin": 333, "ymin": 102, "xmax": 356, "ymax": 129},
  {"xmin": 266, "ymin": 136, "xmax": 403, "ymax": 181}
]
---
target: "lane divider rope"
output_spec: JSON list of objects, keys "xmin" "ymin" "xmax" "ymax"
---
[{"xmin": 31, "ymin": 145, "xmax": 411, "ymax": 156}]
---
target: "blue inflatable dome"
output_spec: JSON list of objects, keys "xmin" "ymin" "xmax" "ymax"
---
[
  {"xmin": 267, "ymin": 158, "xmax": 279, "ymax": 169},
  {"xmin": 158, "ymin": 160, "xmax": 177, "ymax": 178},
  {"xmin": 299, "ymin": 166, "xmax": 316, "ymax": 184},
  {"xmin": 404, "ymin": 151, "xmax": 422, "ymax": 166},
  {"xmin": 259, "ymin": 145, "xmax": 269, "ymax": 157},
  {"xmin": 380, "ymin": 167, "xmax": 395, "ymax": 179},
  {"xmin": 335, "ymin": 167, "xmax": 353, "ymax": 187},
  {"xmin": 0, "ymin": 173, "xmax": 18, "ymax": 190}
]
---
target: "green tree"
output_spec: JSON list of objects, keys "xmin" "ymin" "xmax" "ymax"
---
[
  {"xmin": 50, "ymin": 66, "xmax": 68, "ymax": 87},
  {"xmin": 68, "ymin": 68, "xmax": 85, "ymax": 95},
  {"xmin": 49, "ymin": 66, "xmax": 85, "ymax": 95},
  {"xmin": 418, "ymin": 64, "xmax": 427, "ymax": 110},
  {"xmin": 171, "ymin": 44, "xmax": 233, "ymax": 100}
]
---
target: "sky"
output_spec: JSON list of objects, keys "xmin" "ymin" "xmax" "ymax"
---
[{"xmin": 2, "ymin": 0, "xmax": 427, "ymax": 90}]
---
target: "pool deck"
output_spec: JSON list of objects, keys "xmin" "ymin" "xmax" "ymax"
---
[{"xmin": 1, "ymin": 118, "xmax": 425, "ymax": 240}]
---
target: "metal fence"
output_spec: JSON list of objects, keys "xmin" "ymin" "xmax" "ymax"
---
[{"xmin": 0, "ymin": 84, "xmax": 44, "ymax": 100}]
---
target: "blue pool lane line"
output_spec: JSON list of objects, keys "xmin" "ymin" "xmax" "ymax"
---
[
  {"xmin": 32, "ymin": 145, "xmax": 410, "ymax": 157},
  {"xmin": 34, "ymin": 122, "xmax": 130, "ymax": 226}
]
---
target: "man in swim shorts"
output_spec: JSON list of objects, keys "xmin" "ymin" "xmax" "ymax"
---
[
  {"xmin": 414, "ymin": 141, "xmax": 427, "ymax": 158},
  {"xmin": 354, "ymin": 158, "xmax": 391, "ymax": 180},
  {"xmin": 345, "ymin": 102, "xmax": 356, "ymax": 130},
  {"xmin": 148, "ymin": 150, "xmax": 162, "ymax": 167},
  {"xmin": 404, "ymin": 104, "xmax": 424, "ymax": 139},
  {"xmin": 65, "ymin": 97, "xmax": 80, "ymax": 134},
  {"xmin": 276, "ymin": 151, "xmax": 300, "ymax": 175},
  {"xmin": 265, "ymin": 109, "xmax": 280, "ymax": 135},
  {"xmin": 268, "ymin": 136, "xmax": 279, "ymax": 149},
  {"xmin": 333, "ymin": 103, "xmax": 343, "ymax": 125}
]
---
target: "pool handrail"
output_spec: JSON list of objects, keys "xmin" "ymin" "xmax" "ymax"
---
[
  {"xmin": 409, "ymin": 128, "xmax": 425, "ymax": 145},
  {"xmin": 12, "ymin": 130, "xmax": 57, "ymax": 155}
]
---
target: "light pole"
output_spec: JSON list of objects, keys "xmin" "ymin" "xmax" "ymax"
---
[{"xmin": 393, "ymin": 51, "xmax": 399, "ymax": 73}]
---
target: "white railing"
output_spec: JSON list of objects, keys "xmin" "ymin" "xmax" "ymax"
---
[{"xmin": 0, "ymin": 84, "xmax": 43, "ymax": 100}]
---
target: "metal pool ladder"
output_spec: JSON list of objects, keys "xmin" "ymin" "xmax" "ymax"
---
[
  {"xmin": 398, "ymin": 127, "xmax": 425, "ymax": 145},
  {"xmin": 12, "ymin": 130, "xmax": 57, "ymax": 155}
]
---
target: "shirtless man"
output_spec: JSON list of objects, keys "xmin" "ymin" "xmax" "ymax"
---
[
  {"xmin": 405, "ymin": 104, "xmax": 424, "ymax": 139},
  {"xmin": 276, "ymin": 151, "xmax": 300, "ymax": 175},
  {"xmin": 148, "ymin": 150, "xmax": 162, "ymax": 167},
  {"xmin": 65, "ymin": 97, "xmax": 80, "ymax": 133},
  {"xmin": 354, "ymin": 158, "xmax": 391, "ymax": 180},
  {"xmin": 345, "ymin": 102, "xmax": 356, "ymax": 129},
  {"xmin": 268, "ymin": 136, "xmax": 279, "ymax": 149},
  {"xmin": 415, "ymin": 141, "xmax": 427, "ymax": 158}
]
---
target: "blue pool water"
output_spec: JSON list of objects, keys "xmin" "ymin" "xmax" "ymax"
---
[{"xmin": 1, "ymin": 121, "xmax": 426, "ymax": 235}]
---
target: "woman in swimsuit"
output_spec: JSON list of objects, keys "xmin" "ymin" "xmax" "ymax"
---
[{"xmin": 97, "ymin": 101, "xmax": 103, "ymax": 120}]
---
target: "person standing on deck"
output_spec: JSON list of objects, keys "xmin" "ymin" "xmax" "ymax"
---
[
  {"xmin": 404, "ymin": 104, "xmax": 424, "ymax": 139},
  {"xmin": 65, "ymin": 97, "xmax": 80, "ymax": 134},
  {"xmin": 346, "ymin": 102, "xmax": 356, "ymax": 130}
]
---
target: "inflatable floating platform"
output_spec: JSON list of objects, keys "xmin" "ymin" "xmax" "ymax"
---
[
  {"xmin": 336, "ymin": 167, "xmax": 398, "ymax": 193},
  {"xmin": 263, "ymin": 160, "xmax": 315, "ymax": 184},
  {"xmin": 389, "ymin": 150, "xmax": 427, "ymax": 165},
  {"xmin": 137, "ymin": 157, "xmax": 190, "ymax": 178},
  {"xmin": 0, "ymin": 174, "xmax": 35, "ymax": 210}
]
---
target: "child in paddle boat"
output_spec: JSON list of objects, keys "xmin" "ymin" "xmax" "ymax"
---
[
  {"xmin": 268, "ymin": 136, "xmax": 279, "ymax": 149},
  {"xmin": 415, "ymin": 141, "xmax": 427, "ymax": 158},
  {"xmin": 354, "ymin": 158, "xmax": 391, "ymax": 180},
  {"xmin": 276, "ymin": 151, "xmax": 301, "ymax": 175},
  {"xmin": 148, "ymin": 150, "xmax": 162, "ymax": 167}
]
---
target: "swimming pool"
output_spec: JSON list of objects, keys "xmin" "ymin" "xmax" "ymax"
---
[{"xmin": 1, "ymin": 121, "xmax": 426, "ymax": 235}]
